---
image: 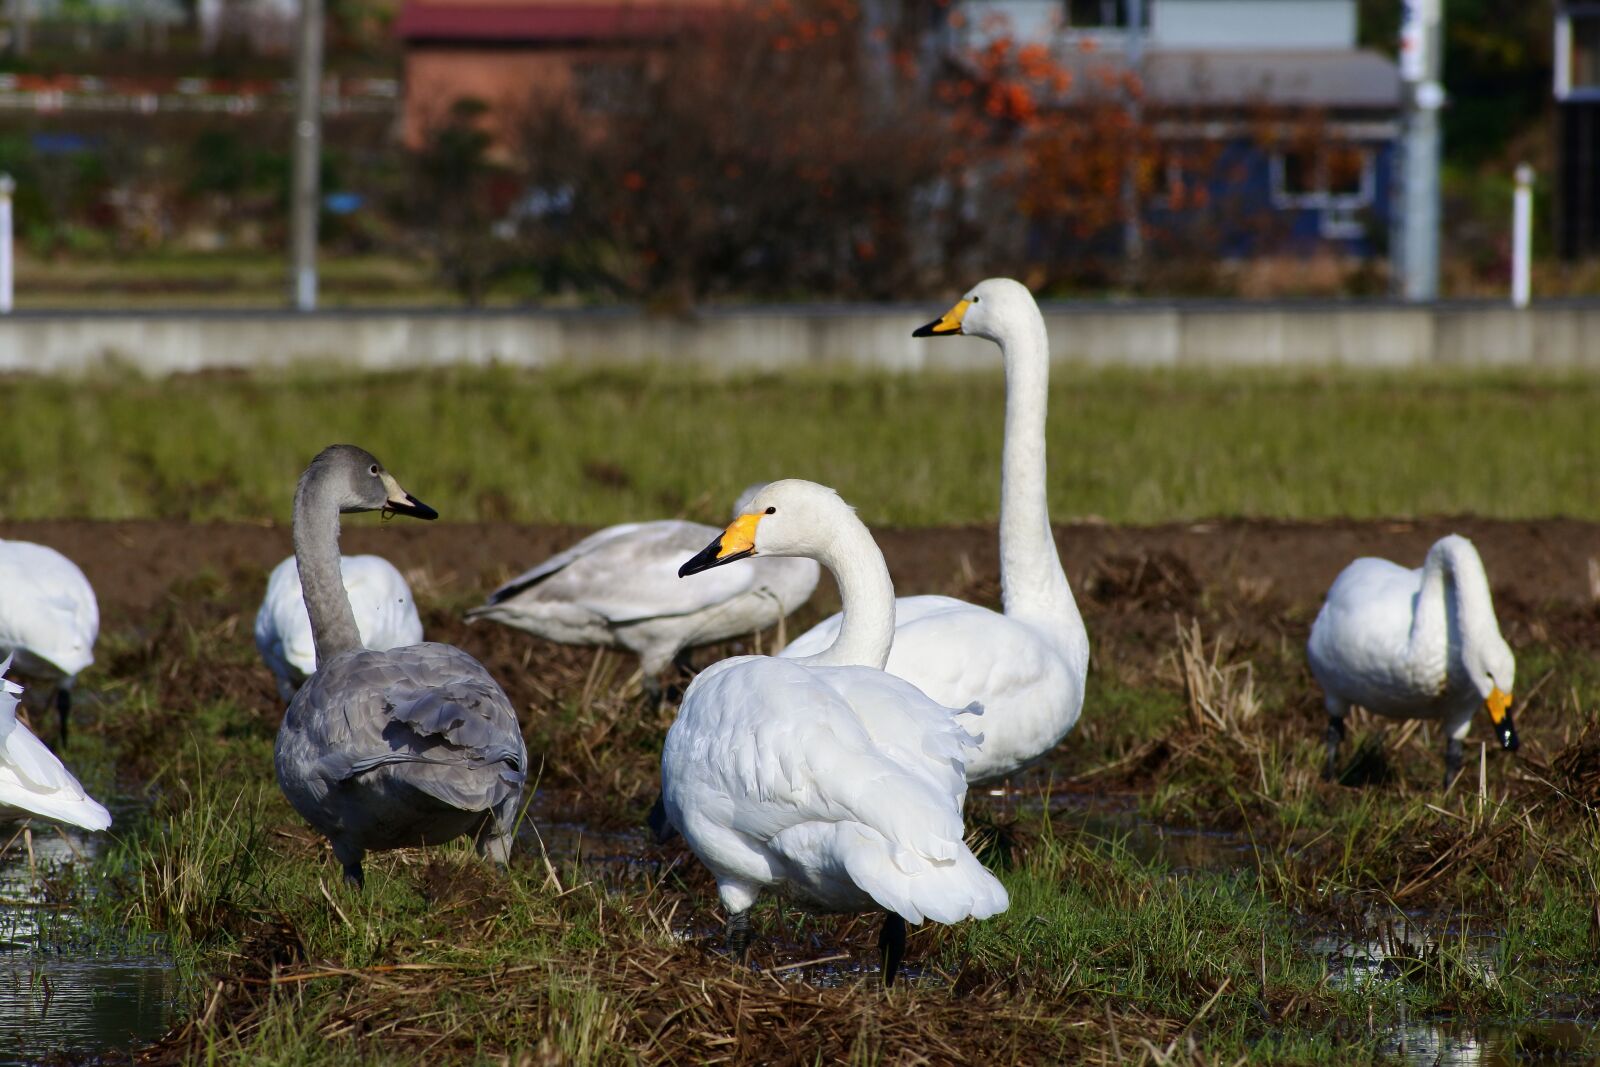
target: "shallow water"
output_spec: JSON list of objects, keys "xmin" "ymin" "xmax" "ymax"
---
[
  {"xmin": 0, "ymin": 821, "xmax": 176, "ymax": 1065},
  {"xmin": 1388, "ymin": 1018, "xmax": 1600, "ymax": 1065}
]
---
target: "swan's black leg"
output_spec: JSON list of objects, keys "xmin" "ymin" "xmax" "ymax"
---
[
  {"xmin": 723, "ymin": 910, "xmax": 753, "ymax": 961},
  {"xmin": 879, "ymin": 912, "xmax": 907, "ymax": 987},
  {"xmin": 342, "ymin": 861, "xmax": 365, "ymax": 890},
  {"xmin": 642, "ymin": 675, "xmax": 665, "ymax": 707},
  {"xmin": 646, "ymin": 793, "xmax": 679, "ymax": 844},
  {"xmin": 1322, "ymin": 716, "xmax": 1345, "ymax": 782},
  {"xmin": 1443, "ymin": 737, "xmax": 1464, "ymax": 789},
  {"xmin": 55, "ymin": 688, "xmax": 70, "ymax": 747}
]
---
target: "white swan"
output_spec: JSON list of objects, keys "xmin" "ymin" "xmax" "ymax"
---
[
  {"xmin": 780, "ymin": 279, "xmax": 1088, "ymax": 783},
  {"xmin": 255, "ymin": 553, "xmax": 424, "ymax": 702},
  {"xmin": 466, "ymin": 487, "xmax": 819, "ymax": 700},
  {"xmin": 661, "ymin": 479, "xmax": 1008, "ymax": 984},
  {"xmin": 1308, "ymin": 534, "xmax": 1517, "ymax": 785},
  {"xmin": 0, "ymin": 656, "xmax": 111, "ymax": 831},
  {"xmin": 274, "ymin": 445, "xmax": 527, "ymax": 887},
  {"xmin": 0, "ymin": 539, "xmax": 98, "ymax": 743}
]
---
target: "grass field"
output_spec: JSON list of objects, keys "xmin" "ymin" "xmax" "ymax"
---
[{"xmin": 2, "ymin": 365, "xmax": 1598, "ymax": 525}]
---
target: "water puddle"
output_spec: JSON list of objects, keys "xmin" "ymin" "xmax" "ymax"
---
[
  {"xmin": 1387, "ymin": 1018, "xmax": 1600, "ymax": 1065},
  {"xmin": 0, "ymin": 818, "xmax": 176, "ymax": 1065}
]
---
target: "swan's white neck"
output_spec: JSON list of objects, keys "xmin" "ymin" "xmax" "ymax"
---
[
  {"xmin": 789, "ymin": 514, "xmax": 896, "ymax": 670},
  {"xmin": 992, "ymin": 309, "xmax": 1085, "ymax": 670},
  {"xmin": 292, "ymin": 472, "xmax": 364, "ymax": 669},
  {"xmin": 1411, "ymin": 540, "xmax": 1498, "ymax": 665}
]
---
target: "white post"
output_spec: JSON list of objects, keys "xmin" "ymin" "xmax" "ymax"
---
[
  {"xmin": 0, "ymin": 173, "xmax": 14, "ymax": 315},
  {"xmin": 1512, "ymin": 163, "xmax": 1533, "ymax": 309}
]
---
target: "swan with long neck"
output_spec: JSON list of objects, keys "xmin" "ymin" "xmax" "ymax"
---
[
  {"xmin": 779, "ymin": 278, "xmax": 1088, "ymax": 783},
  {"xmin": 273, "ymin": 445, "xmax": 528, "ymax": 887},
  {"xmin": 661, "ymin": 480, "xmax": 1007, "ymax": 984},
  {"xmin": 1308, "ymin": 534, "xmax": 1517, "ymax": 786}
]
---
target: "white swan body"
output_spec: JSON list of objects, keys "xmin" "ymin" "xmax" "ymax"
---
[
  {"xmin": 0, "ymin": 656, "xmax": 111, "ymax": 831},
  {"xmin": 1308, "ymin": 534, "xmax": 1517, "ymax": 782},
  {"xmin": 467, "ymin": 489, "xmax": 819, "ymax": 690},
  {"xmin": 272, "ymin": 446, "xmax": 527, "ymax": 887},
  {"xmin": 662, "ymin": 480, "xmax": 1007, "ymax": 982},
  {"xmin": 782, "ymin": 279, "xmax": 1088, "ymax": 783},
  {"xmin": 0, "ymin": 539, "xmax": 98, "ymax": 737},
  {"xmin": 255, "ymin": 553, "xmax": 424, "ymax": 701}
]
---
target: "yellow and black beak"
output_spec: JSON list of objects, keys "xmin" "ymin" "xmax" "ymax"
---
[
  {"xmin": 912, "ymin": 298, "xmax": 971, "ymax": 338},
  {"xmin": 379, "ymin": 472, "xmax": 439, "ymax": 521},
  {"xmin": 1486, "ymin": 687, "xmax": 1518, "ymax": 751},
  {"xmin": 680, "ymin": 513, "xmax": 761, "ymax": 577}
]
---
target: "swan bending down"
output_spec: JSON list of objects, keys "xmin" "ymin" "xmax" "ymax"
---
[
  {"xmin": 467, "ymin": 487, "xmax": 819, "ymax": 701},
  {"xmin": 256, "ymin": 553, "xmax": 424, "ymax": 702},
  {"xmin": 273, "ymin": 446, "xmax": 527, "ymax": 887},
  {"xmin": 1308, "ymin": 534, "xmax": 1517, "ymax": 786},
  {"xmin": 781, "ymin": 279, "xmax": 1088, "ymax": 783},
  {"xmin": 0, "ymin": 656, "xmax": 111, "ymax": 831},
  {"xmin": 661, "ymin": 480, "xmax": 1008, "ymax": 985},
  {"xmin": 0, "ymin": 539, "xmax": 98, "ymax": 743}
]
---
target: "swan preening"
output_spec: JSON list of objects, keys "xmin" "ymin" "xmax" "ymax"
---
[
  {"xmin": 781, "ymin": 278, "xmax": 1089, "ymax": 783},
  {"xmin": 1308, "ymin": 534, "xmax": 1517, "ymax": 786},
  {"xmin": 467, "ymin": 487, "xmax": 819, "ymax": 701},
  {"xmin": 255, "ymin": 553, "xmax": 425, "ymax": 702},
  {"xmin": 273, "ymin": 445, "xmax": 528, "ymax": 887},
  {"xmin": 0, "ymin": 656, "xmax": 111, "ymax": 831},
  {"xmin": 0, "ymin": 539, "xmax": 99, "ymax": 743},
  {"xmin": 663, "ymin": 480, "xmax": 1008, "ymax": 984}
]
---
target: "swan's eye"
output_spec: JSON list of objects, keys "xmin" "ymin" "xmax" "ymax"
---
[
  {"xmin": 369, "ymin": 464, "xmax": 379, "ymax": 476},
  {"xmin": 765, "ymin": 506, "xmax": 776, "ymax": 515}
]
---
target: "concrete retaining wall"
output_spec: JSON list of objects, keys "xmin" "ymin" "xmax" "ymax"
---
[{"xmin": 1, "ymin": 301, "xmax": 1597, "ymax": 375}]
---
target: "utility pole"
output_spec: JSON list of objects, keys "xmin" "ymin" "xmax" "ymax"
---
[
  {"xmin": 1397, "ymin": 0, "xmax": 1443, "ymax": 301},
  {"xmin": 290, "ymin": 0, "xmax": 324, "ymax": 310},
  {"xmin": 1120, "ymin": 0, "xmax": 1145, "ymax": 275}
]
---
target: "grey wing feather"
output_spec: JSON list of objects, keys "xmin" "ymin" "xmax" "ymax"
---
[{"xmin": 290, "ymin": 643, "xmax": 526, "ymax": 812}]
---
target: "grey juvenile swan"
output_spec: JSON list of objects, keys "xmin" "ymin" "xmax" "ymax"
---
[{"xmin": 273, "ymin": 445, "xmax": 528, "ymax": 887}]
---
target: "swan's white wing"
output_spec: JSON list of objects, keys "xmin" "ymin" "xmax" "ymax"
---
[
  {"xmin": 780, "ymin": 594, "xmax": 969, "ymax": 660},
  {"xmin": 256, "ymin": 555, "xmax": 426, "ymax": 684},
  {"xmin": 668, "ymin": 658, "xmax": 969, "ymax": 862},
  {"xmin": 0, "ymin": 657, "xmax": 111, "ymax": 831},
  {"xmin": 482, "ymin": 520, "xmax": 778, "ymax": 623},
  {"xmin": 341, "ymin": 555, "xmax": 425, "ymax": 651},
  {"xmin": 1307, "ymin": 557, "xmax": 1436, "ymax": 708},
  {"xmin": 783, "ymin": 594, "xmax": 1082, "ymax": 782},
  {"xmin": 0, "ymin": 541, "xmax": 98, "ymax": 679}
]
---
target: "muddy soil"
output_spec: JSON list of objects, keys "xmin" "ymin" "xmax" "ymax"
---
[{"xmin": 8, "ymin": 515, "xmax": 1597, "ymax": 627}]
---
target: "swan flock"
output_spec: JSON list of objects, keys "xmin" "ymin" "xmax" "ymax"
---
[{"xmin": 0, "ymin": 276, "xmax": 1531, "ymax": 990}]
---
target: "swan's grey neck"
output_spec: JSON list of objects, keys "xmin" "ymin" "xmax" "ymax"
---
[
  {"xmin": 1412, "ymin": 541, "xmax": 1498, "ymax": 664},
  {"xmin": 292, "ymin": 470, "xmax": 364, "ymax": 669},
  {"xmin": 994, "ymin": 310, "xmax": 1083, "ymax": 659},
  {"xmin": 791, "ymin": 516, "xmax": 896, "ymax": 670}
]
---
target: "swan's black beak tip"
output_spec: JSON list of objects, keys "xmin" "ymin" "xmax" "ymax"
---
[
  {"xmin": 1499, "ymin": 717, "xmax": 1519, "ymax": 752},
  {"xmin": 679, "ymin": 538, "xmax": 752, "ymax": 577},
  {"xmin": 385, "ymin": 495, "xmax": 438, "ymax": 521},
  {"xmin": 911, "ymin": 319, "xmax": 940, "ymax": 337}
]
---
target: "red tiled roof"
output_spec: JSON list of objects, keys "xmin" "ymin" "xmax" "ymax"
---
[{"xmin": 396, "ymin": 2, "xmax": 704, "ymax": 43}]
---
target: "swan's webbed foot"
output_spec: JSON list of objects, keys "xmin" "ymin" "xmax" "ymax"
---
[
  {"xmin": 342, "ymin": 861, "xmax": 366, "ymax": 890},
  {"xmin": 55, "ymin": 688, "xmax": 71, "ymax": 747},
  {"xmin": 879, "ymin": 912, "xmax": 907, "ymax": 987},
  {"xmin": 646, "ymin": 793, "xmax": 679, "ymax": 844},
  {"xmin": 642, "ymin": 675, "xmax": 665, "ymax": 707},
  {"xmin": 1322, "ymin": 717, "xmax": 1346, "ymax": 782},
  {"xmin": 723, "ymin": 910, "xmax": 753, "ymax": 962},
  {"xmin": 1443, "ymin": 737, "xmax": 1464, "ymax": 789}
]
